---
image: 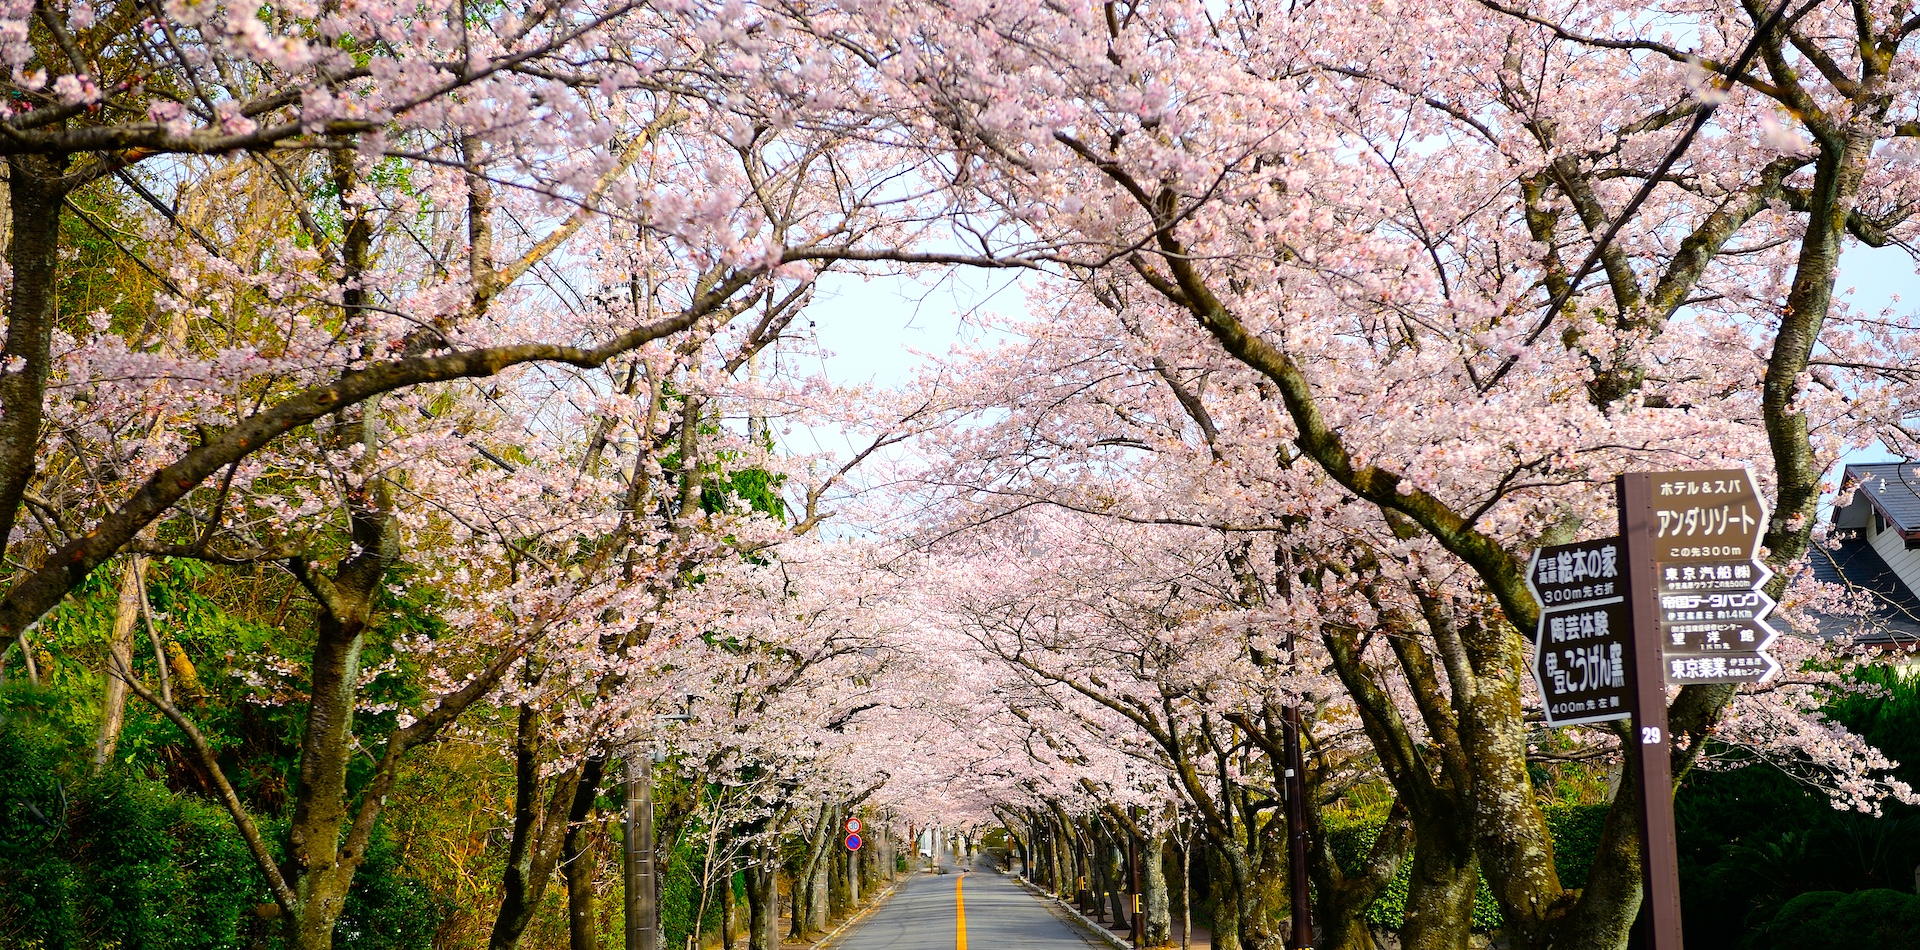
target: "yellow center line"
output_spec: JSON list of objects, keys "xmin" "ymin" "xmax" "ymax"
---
[{"xmin": 955, "ymin": 873, "xmax": 968, "ymax": 950}]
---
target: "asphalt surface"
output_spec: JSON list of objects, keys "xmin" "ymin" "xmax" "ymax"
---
[{"xmin": 829, "ymin": 859, "xmax": 1103, "ymax": 950}]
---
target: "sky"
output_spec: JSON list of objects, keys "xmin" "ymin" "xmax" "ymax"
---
[
  {"xmin": 803, "ymin": 268, "xmax": 1027, "ymax": 390},
  {"xmin": 768, "ymin": 267, "xmax": 1025, "ymax": 470},
  {"xmin": 779, "ymin": 244, "xmax": 1920, "ymax": 482},
  {"xmin": 802, "ymin": 247, "xmax": 1917, "ymax": 389}
]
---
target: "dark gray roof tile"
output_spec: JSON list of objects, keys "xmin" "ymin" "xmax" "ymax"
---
[
  {"xmin": 1842, "ymin": 462, "xmax": 1920, "ymax": 534},
  {"xmin": 1806, "ymin": 533, "xmax": 1920, "ymax": 645}
]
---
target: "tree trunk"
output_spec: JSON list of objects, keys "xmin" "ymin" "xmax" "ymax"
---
[
  {"xmin": 1143, "ymin": 832, "xmax": 1171, "ymax": 947},
  {"xmin": 790, "ymin": 805, "xmax": 835, "ymax": 937},
  {"xmin": 1102, "ymin": 831, "xmax": 1129, "ymax": 927},
  {"xmin": 1207, "ymin": 844, "xmax": 1242, "ymax": 950},
  {"xmin": 0, "ymin": 158, "xmax": 67, "ymax": 568},
  {"xmin": 1207, "ymin": 835, "xmax": 1289, "ymax": 950},
  {"xmin": 285, "ymin": 542, "xmax": 394, "ymax": 948},
  {"xmin": 809, "ymin": 841, "xmax": 831, "ymax": 928},
  {"xmin": 565, "ymin": 759, "xmax": 605, "ymax": 950},
  {"xmin": 1180, "ymin": 837, "xmax": 1193, "ymax": 950},
  {"xmin": 829, "ymin": 846, "xmax": 849, "ymax": 919},
  {"xmin": 91, "ymin": 557, "xmax": 146, "ymax": 773},
  {"xmin": 746, "ymin": 849, "xmax": 778, "ymax": 950},
  {"xmin": 723, "ymin": 867, "xmax": 737, "ymax": 950},
  {"xmin": 488, "ymin": 704, "xmax": 587, "ymax": 950},
  {"xmin": 1399, "ymin": 815, "xmax": 1478, "ymax": 950}
]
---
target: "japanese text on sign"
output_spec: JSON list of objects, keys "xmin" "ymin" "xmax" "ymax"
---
[
  {"xmin": 1648, "ymin": 470, "xmax": 1768, "ymax": 562},
  {"xmin": 1666, "ymin": 654, "xmax": 1776, "ymax": 682},
  {"xmin": 1543, "ymin": 641, "xmax": 1627, "ymax": 694},
  {"xmin": 1528, "ymin": 538, "xmax": 1624, "ymax": 607}
]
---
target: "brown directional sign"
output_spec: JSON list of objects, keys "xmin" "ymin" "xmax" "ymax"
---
[
  {"xmin": 1657, "ymin": 586, "xmax": 1777, "ymax": 653},
  {"xmin": 1527, "ymin": 537, "xmax": 1623, "ymax": 608},
  {"xmin": 1526, "ymin": 538, "xmax": 1632, "ymax": 727},
  {"xmin": 1656, "ymin": 559, "xmax": 1770, "ymax": 594},
  {"xmin": 1532, "ymin": 600, "xmax": 1632, "ymax": 726},
  {"xmin": 1646, "ymin": 469, "xmax": 1767, "ymax": 562},
  {"xmin": 1663, "ymin": 652, "xmax": 1779, "ymax": 684},
  {"xmin": 1641, "ymin": 469, "xmax": 1778, "ymax": 686},
  {"xmin": 1540, "ymin": 470, "xmax": 1779, "ymax": 950}
]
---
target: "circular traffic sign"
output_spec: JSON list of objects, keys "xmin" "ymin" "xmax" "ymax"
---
[
  {"xmin": 845, "ymin": 833, "xmax": 863, "ymax": 852},
  {"xmin": 845, "ymin": 817, "xmax": 863, "ymax": 834}
]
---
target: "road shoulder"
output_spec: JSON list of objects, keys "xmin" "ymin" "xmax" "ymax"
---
[{"xmin": 1010, "ymin": 875, "xmax": 1131, "ymax": 950}]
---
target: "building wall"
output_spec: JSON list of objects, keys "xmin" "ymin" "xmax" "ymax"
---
[{"xmin": 1868, "ymin": 514, "xmax": 1920, "ymax": 592}]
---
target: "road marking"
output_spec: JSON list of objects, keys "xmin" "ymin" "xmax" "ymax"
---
[{"xmin": 955, "ymin": 874, "xmax": 967, "ymax": 950}]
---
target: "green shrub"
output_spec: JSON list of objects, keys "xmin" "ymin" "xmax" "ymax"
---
[
  {"xmin": 1748, "ymin": 889, "xmax": 1920, "ymax": 950},
  {"xmin": 0, "ymin": 720, "xmax": 442, "ymax": 950},
  {"xmin": 1543, "ymin": 803, "xmax": 1609, "ymax": 889},
  {"xmin": 0, "ymin": 726, "xmax": 262, "ymax": 950},
  {"xmin": 661, "ymin": 830, "xmax": 726, "ymax": 950},
  {"xmin": 332, "ymin": 826, "xmax": 446, "ymax": 950}
]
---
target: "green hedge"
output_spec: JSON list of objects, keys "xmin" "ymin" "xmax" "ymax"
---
[
  {"xmin": 1747, "ymin": 889, "xmax": 1920, "ymax": 950},
  {"xmin": 0, "ymin": 723, "xmax": 442, "ymax": 950},
  {"xmin": 0, "ymin": 732, "xmax": 259, "ymax": 949},
  {"xmin": 1322, "ymin": 803, "xmax": 1608, "ymax": 932}
]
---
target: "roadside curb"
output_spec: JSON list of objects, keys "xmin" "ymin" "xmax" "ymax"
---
[
  {"xmin": 1011, "ymin": 874, "xmax": 1131, "ymax": 950},
  {"xmin": 814, "ymin": 877, "xmax": 905, "ymax": 949}
]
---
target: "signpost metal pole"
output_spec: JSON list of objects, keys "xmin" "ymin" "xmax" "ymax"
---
[{"xmin": 1617, "ymin": 473, "xmax": 1685, "ymax": 950}]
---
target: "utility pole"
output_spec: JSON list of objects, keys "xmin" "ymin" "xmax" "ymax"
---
[
  {"xmin": 628, "ymin": 708, "xmax": 695, "ymax": 950},
  {"xmin": 626, "ymin": 753, "xmax": 658, "ymax": 950},
  {"xmin": 1283, "ymin": 705, "xmax": 1312, "ymax": 950},
  {"xmin": 1283, "ymin": 625, "xmax": 1313, "ymax": 950}
]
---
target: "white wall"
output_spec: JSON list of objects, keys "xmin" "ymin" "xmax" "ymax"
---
[{"xmin": 1868, "ymin": 515, "xmax": 1920, "ymax": 594}]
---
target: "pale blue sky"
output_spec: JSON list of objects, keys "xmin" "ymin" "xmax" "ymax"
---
[{"xmin": 777, "ymin": 247, "xmax": 1918, "ymax": 480}]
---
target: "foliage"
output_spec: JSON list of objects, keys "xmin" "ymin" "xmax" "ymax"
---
[
  {"xmin": 661, "ymin": 828, "xmax": 727, "ymax": 950},
  {"xmin": 1543, "ymin": 804, "xmax": 1610, "ymax": 892},
  {"xmin": 1677, "ymin": 669, "xmax": 1920, "ymax": 948},
  {"xmin": 1744, "ymin": 889, "xmax": 1920, "ymax": 950},
  {"xmin": 330, "ymin": 826, "xmax": 447, "ymax": 950},
  {"xmin": 0, "ymin": 726, "xmax": 261, "ymax": 950},
  {"xmin": 1320, "ymin": 805, "xmax": 1607, "ymax": 932}
]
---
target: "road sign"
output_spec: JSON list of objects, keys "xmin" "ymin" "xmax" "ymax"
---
[
  {"xmin": 1526, "ymin": 536, "xmax": 1623, "ymax": 608},
  {"xmin": 1526, "ymin": 538, "xmax": 1632, "ymax": 727},
  {"xmin": 845, "ymin": 833, "xmax": 862, "ymax": 852},
  {"xmin": 846, "ymin": 817, "xmax": 862, "ymax": 835},
  {"xmin": 1645, "ymin": 468, "xmax": 1766, "ymax": 562},
  {"xmin": 1533, "ymin": 600, "xmax": 1632, "ymax": 725},
  {"xmin": 1618, "ymin": 466, "xmax": 1776, "ymax": 950},
  {"xmin": 1644, "ymin": 468, "xmax": 1778, "ymax": 686}
]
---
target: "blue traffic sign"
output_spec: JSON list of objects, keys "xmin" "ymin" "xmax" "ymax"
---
[{"xmin": 845, "ymin": 833, "xmax": 862, "ymax": 851}]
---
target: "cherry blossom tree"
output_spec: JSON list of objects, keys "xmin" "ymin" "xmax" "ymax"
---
[{"xmin": 757, "ymin": 1, "xmax": 1920, "ymax": 947}]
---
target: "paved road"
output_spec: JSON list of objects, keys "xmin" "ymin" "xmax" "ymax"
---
[{"xmin": 830, "ymin": 862, "xmax": 1103, "ymax": 950}]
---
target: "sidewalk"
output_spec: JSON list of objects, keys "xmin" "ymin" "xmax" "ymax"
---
[
  {"xmin": 1095, "ymin": 918, "xmax": 1213, "ymax": 949},
  {"xmin": 1014, "ymin": 875, "xmax": 1215, "ymax": 949}
]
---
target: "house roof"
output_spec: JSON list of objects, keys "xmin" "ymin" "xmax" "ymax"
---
[
  {"xmin": 1805, "ymin": 534, "xmax": 1920, "ymax": 646},
  {"xmin": 1840, "ymin": 462, "xmax": 1920, "ymax": 534}
]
